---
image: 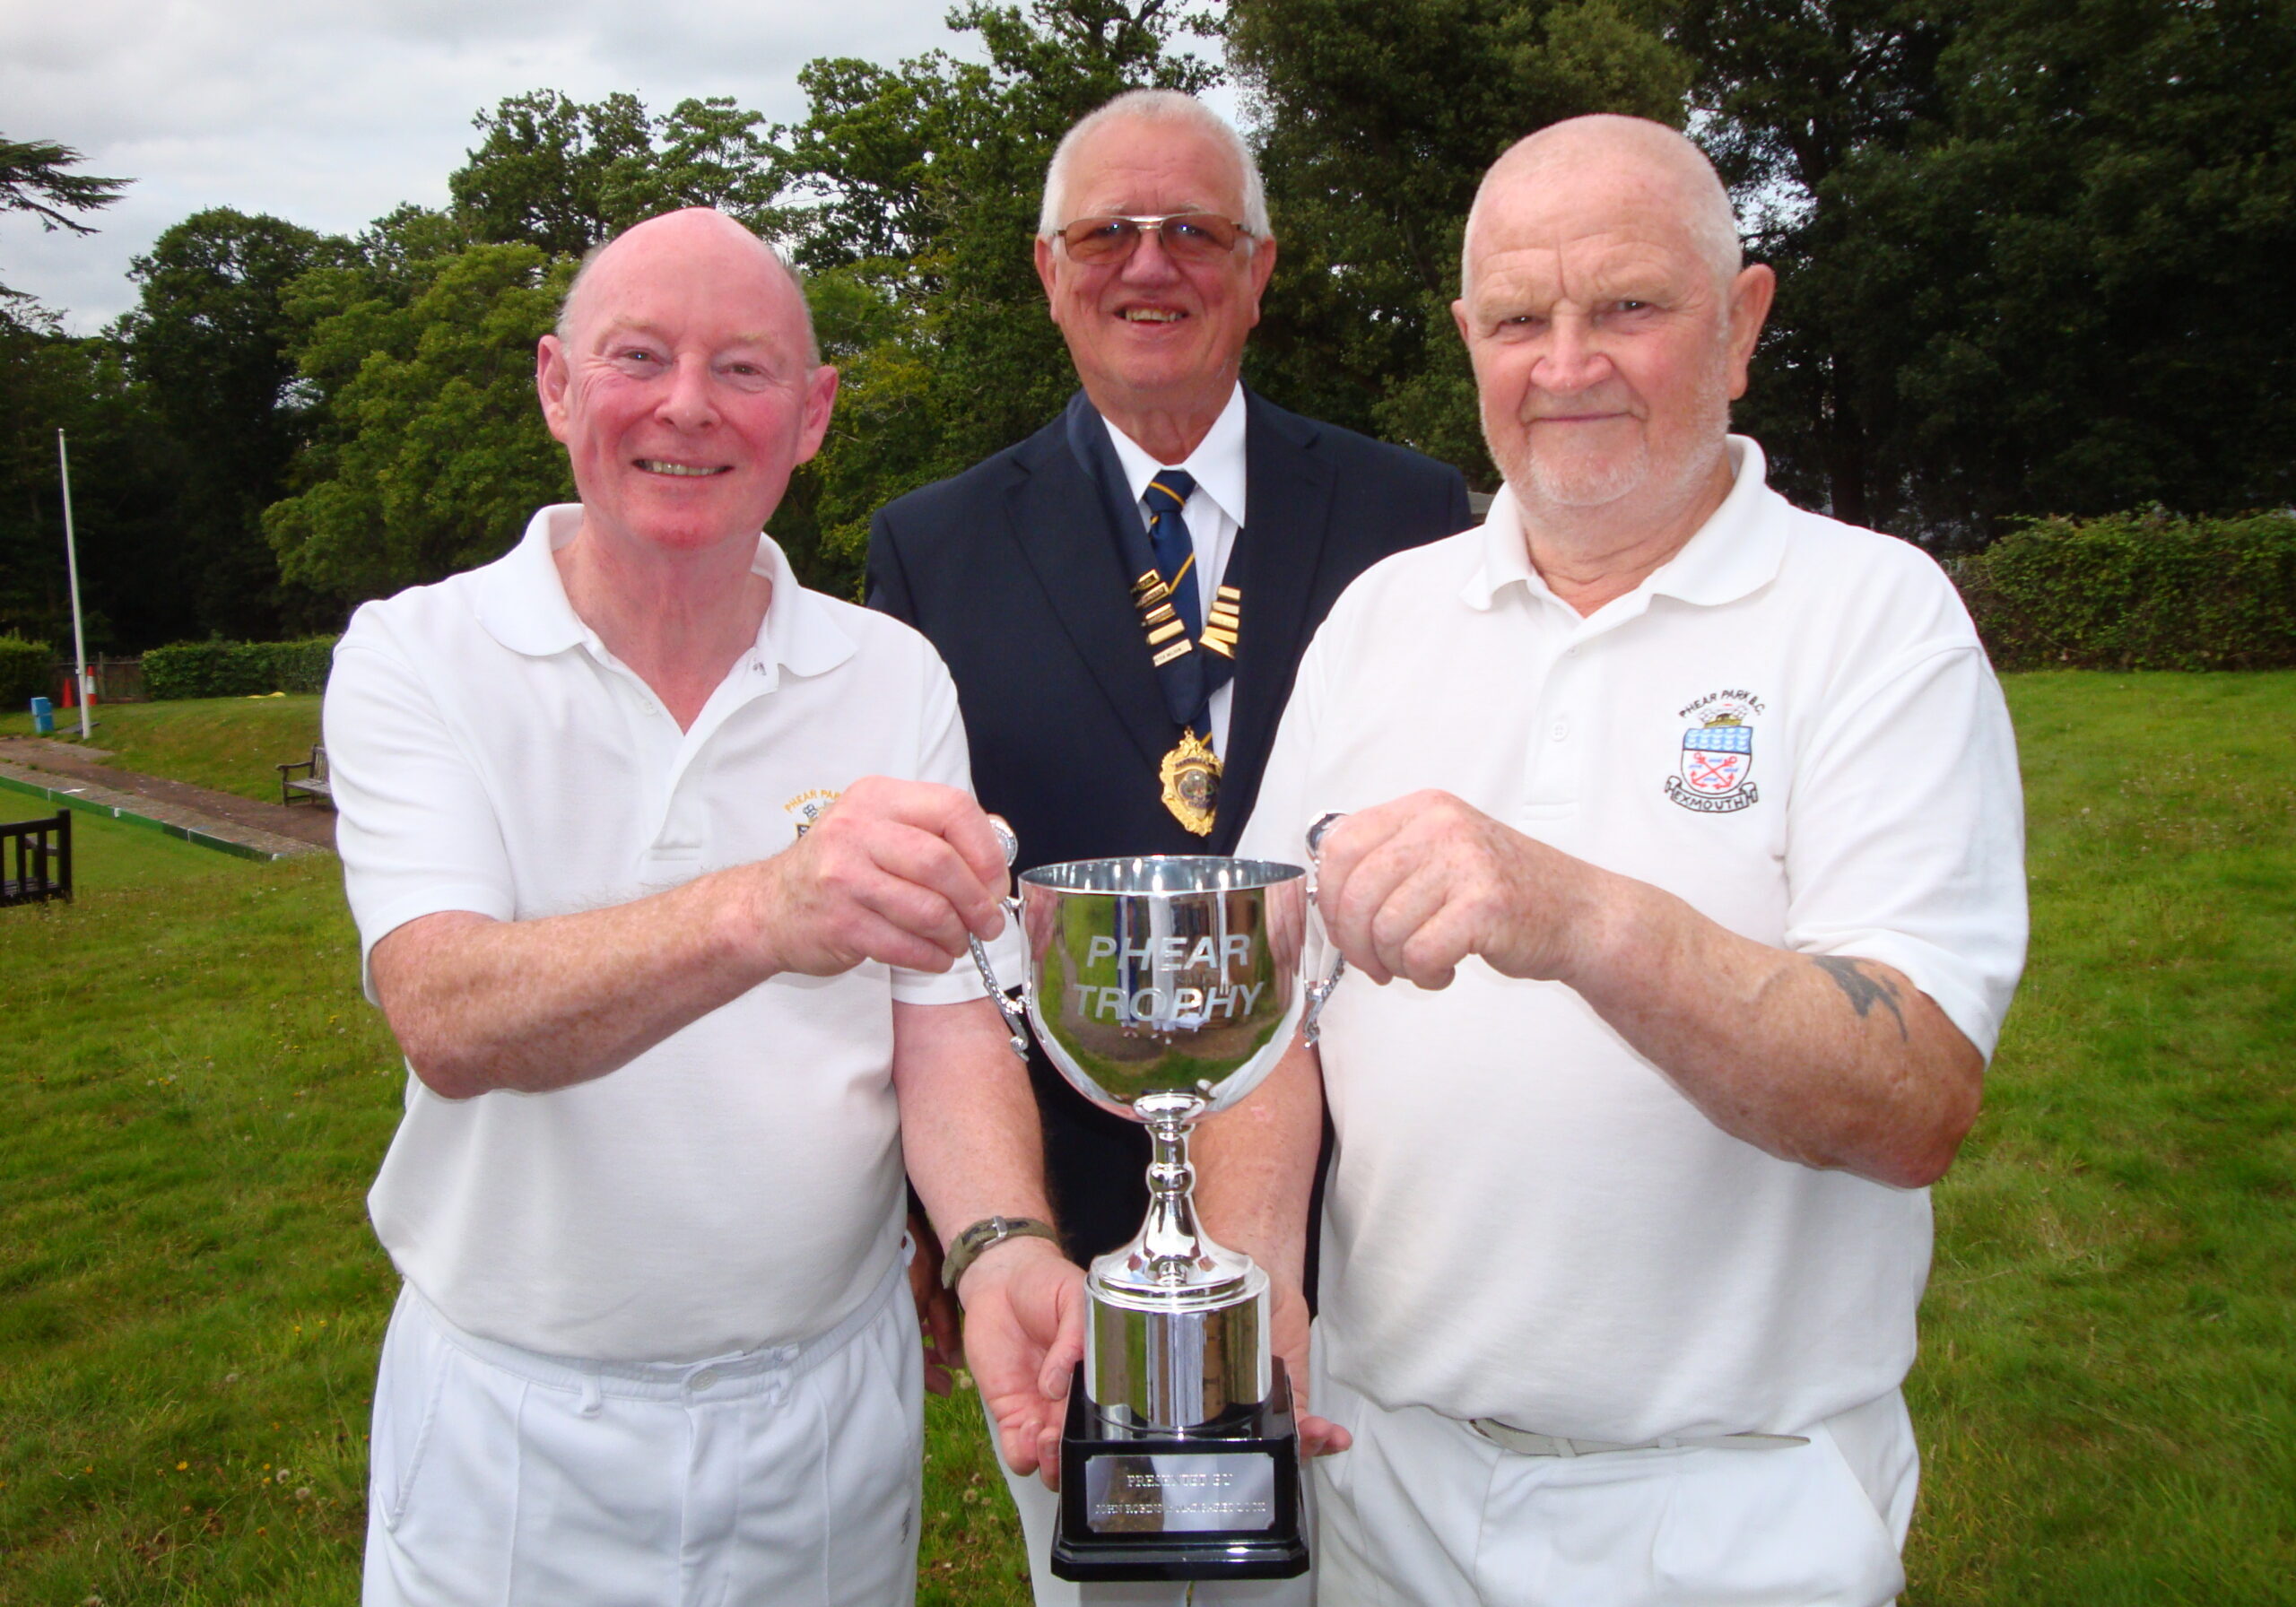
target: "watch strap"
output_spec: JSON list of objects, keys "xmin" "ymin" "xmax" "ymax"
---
[{"xmin": 940, "ymin": 1215, "xmax": 1061, "ymax": 1291}]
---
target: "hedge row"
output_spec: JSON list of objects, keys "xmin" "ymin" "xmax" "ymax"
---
[
  {"xmin": 98, "ymin": 517, "xmax": 2296, "ymax": 703},
  {"xmin": 144, "ymin": 637, "xmax": 339, "ymax": 700},
  {"xmin": 0, "ymin": 635, "xmax": 53, "ymax": 705},
  {"xmin": 1952, "ymin": 510, "xmax": 2296, "ymax": 672}
]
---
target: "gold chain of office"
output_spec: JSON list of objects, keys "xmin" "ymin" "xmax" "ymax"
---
[{"xmin": 1131, "ymin": 567, "xmax": 1239, "ymax": 837}]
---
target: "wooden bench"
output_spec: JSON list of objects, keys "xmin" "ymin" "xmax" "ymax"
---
[
  {"xmin": 276, "ymin": 743, "xmax": 334, "ymax": 807},
  {"xmin": 1, "ymin": 810, "xmax": 72, "ymax": 906}
]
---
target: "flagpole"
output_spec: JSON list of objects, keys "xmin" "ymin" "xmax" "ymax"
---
[{"xmin": 57, "ymin": 430, "xmax": 91, "ymax": 741}]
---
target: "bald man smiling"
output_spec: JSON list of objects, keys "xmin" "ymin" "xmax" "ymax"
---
[
  {"xmin": 326, "ymin": 209, "xmax": 1083, "ymax": 1606},
  {"xmin": 1196, "ymin": 118, "xmax": 2028, "ymax": 1606}
]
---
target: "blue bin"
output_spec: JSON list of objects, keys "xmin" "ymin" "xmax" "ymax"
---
[{"xmin": 30, "ymin": 696, "xmax": 54, "ymax": 734}]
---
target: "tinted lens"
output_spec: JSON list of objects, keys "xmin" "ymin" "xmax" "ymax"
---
[
  {"xmin": 1160, "ymin": 214, "xmax": 1241, "ymax": 257},
  {"xmin": 1063, "ymin": 218, "xmax": 1141, "ymax": 263}
]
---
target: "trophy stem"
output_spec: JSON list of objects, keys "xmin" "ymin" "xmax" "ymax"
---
[
  {"xmin": 1100, "ymin": 1091, "xmax": 1247, "ymax": 1299},
  {"xmin": 1140, "ymin": 1109, "xmax": 1208, "ymax": 1284},
  {"xmin": 1088, "ymin": 1092, "xmax": 1270, "ymax": 1430}
]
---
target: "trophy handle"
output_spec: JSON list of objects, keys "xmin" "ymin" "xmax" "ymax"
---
[
  {"xmin": 969, "ymin": 812, "xmax": 1031, "ymax": 1060},
  {"xmin": 1300, "ymin": 812, "xmax": 1349, "ymax": 1047}
]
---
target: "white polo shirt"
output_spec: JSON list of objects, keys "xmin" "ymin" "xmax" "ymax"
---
[
  {"xmin": 1239, "ymin": 438, "xmax": 2025, "ymax": 1441},
  {"xmin": 326, "ymin": 505, "xmax": 987, "ymax": 1363}
]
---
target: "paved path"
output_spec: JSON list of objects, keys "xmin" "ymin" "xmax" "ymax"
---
[{"xmin": 0, "ymin": 737, "xmax": 332, "ymax": 858}]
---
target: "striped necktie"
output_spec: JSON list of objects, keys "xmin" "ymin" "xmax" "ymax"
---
[
  {"xmin": 1144, "ymin": 469, "xmax": 1238, "ymax": 729},
  {"xmin": 1143, "ymin": 470, "xmax": 1202, "ymax": 645}
]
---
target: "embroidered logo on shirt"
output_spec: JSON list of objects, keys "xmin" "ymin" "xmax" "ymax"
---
[
  {"xmin": 1666, "ymin": 693, "xmax": 1763, "ymax": 813},
  {"xmin": 784, "ymin": 788, "xmax": 839, "ymax": 838}
]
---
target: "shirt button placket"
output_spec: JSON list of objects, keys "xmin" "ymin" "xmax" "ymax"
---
[{"xmin": 1526, "ymin": 637, "xmax": 1583, "ymax": 812}]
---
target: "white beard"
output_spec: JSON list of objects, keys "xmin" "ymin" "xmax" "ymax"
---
[{"xmin": 1490, "ymin": 349, "xmax": 1735, "ymax": 526}]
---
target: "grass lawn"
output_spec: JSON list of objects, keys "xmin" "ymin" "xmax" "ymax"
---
[
  {"xmin": 1, "ymin": 808, "xmax": 252, "ymax": 897},
  {"xmin": 1907, "ymin": 672, "xmax": 2295, "ymax": 1603},
  {"xmin": 0, "ymin": 696, "xmax": 325, "ymax": 805},
  {"xmin": 0, "ymin": 812, "xmax": 1022, "ymax": 1607},
  {"xmin": 2, "ymin": 672, "xmax": 2290, "ymax": 1603}
]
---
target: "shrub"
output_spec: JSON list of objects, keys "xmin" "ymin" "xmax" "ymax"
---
[
  {"xmin": 1953, "ymin": 510, "xmax": 2296, "ymax": 671},
  {"xmin": 0, "ymin": 635, "xmax": 53, "ymax": 705},
  {"xmin": 267, "ymin": 638, "xmax": 337, "ymax": 695},
  {"xmin": 144, "ymin": 637, "xmax": 339, "ymax": 699}
]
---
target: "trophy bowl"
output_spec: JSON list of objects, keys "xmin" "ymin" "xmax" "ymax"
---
[
  {"xmin": 971, "ymin": 835, "xmax": 1343, "ymax": 1582},
  {"xmin": 1017, "ymin": 854, "xmax": 1307, "ymax": 1122}
]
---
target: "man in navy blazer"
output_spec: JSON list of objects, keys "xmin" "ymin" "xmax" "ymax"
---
[{"xmin": 868, "ymin": 88, "xmax": 1468, "ymax": 1603}]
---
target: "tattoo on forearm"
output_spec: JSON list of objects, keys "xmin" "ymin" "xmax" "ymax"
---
[{"xmin": 1813, "ymin": 956, "xmax": 1909, "ymax": 1040}]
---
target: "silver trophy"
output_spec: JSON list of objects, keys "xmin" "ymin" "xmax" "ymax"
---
[{"xmin": 971, "ymin": 821, "xmax": 1343, "ymax": 1580}]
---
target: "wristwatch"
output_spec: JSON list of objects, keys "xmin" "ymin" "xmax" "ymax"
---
[{"xmin": 940, "ymin": 1215, "xmax": 1061, "ymax": 1292}]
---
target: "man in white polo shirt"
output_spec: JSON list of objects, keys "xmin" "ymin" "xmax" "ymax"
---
[
  {"xmin": 326, "ymin": 207, "xmax": 1083, "ymax": 1605},
  {"xmin": 1204, "ymin": 117, "xmax": 2026, "ymax": 1604}
]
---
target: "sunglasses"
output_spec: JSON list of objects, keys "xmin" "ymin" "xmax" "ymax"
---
[{"xmin": 1053, "ymin": 213, "xmax": 1255, "ymax": 265}]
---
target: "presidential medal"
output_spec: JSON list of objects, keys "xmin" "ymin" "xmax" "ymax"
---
[{"xmin": 1159, "ymin": 727, "xmax": 1221, "ymax": 837}]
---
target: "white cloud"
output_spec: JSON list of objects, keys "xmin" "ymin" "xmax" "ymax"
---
[{"xmin": 0, "ymin": 0, "xmax": 1031, "ymax": 331}]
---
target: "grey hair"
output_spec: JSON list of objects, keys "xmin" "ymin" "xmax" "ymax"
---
[
  {"xmin": 554, "ymin": 239, "xmax": 611, "ymax": 343},
  {"xmin": 1039, "ymin": 90, "xmax": 1272, "ymax": 246},
  {"xmin": 553, "ymin": 220, "xmax": 822, "ymax": 369},
  {"xmin": 1459, "ymin": 117, "xmax": 1743, "ymax": 296}
]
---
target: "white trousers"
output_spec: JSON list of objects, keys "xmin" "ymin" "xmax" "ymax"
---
[
  {"xmin": 1311, "ymin": 1351, "xmax": 1918, "ymax": 1607},
  {"xmin": 362, "ymin": 1258, "xmax": 920, "ymax": 1607},
  {"xmin": 991, "ymin": 1394, "xmax": 1317, "ymax": 1607}
]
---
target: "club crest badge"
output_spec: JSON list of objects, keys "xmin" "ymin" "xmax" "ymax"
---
[
  {"xmin": 784, "ymin": 787, "xmax": 839, "ymax": 838},
  {"xmin": 1665, "ymin": 695, "xmax": 1761, "ymax": 813}
]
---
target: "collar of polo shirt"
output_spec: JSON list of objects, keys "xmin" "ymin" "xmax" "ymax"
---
[
  {"xmin": 1465, "ymin": 437, "xmax": 1790, "ymax": 618},
  {"xmin": 474, "ymin": 504, "xmax": 856, "ymax": 683}
]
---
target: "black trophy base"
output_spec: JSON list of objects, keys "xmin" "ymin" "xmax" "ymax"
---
[{"xmin": 1050, "ymin": 1359, "xmax": 1309, "ymax": 1582}]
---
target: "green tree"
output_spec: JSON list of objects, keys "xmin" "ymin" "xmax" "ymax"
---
[
  {"xmin": 1684, "ymin": 0, "xmax": 2296, "ymax": 541},
  {"xmin": 0, "ymin": 313, "xmax": 185, "ymax": 652},
  {"xmin": 450, "ymin": 90, "xmax": 778, "ymax": 256},
  {"xmin": 770, "ymin": 0, "xmax": 1220, "ymax": 594},
  {"xmin": 1900, "ymin": 0, "xmax": 2296, "ymax": 530},
  {"xmin": 117, "ymin": 209, "xmax": 350, "ymax": 638},
  {"xmin": 265, "ymin": 90, "xmax": 792, "ymax": 611},
  {"xmin": 265, "ymin": 243, "xmax": 576, "ymax": 606},
  {"xmin": 1675, "ymin": 0, "xmax": 1957, "ymax": 530},
  {"xmin": 0, "ymin": 134, "xmax": 130, "ymax": 301},
  {"xmin": 624, "ymin": 97, "xmax": 783, "ymax": 223},
  {"xmin": 348, "ymin": 203, "xmax": 482, "ymax": 296},
  {"xmin": 1227, "ymin": 0, "xmax": 1692, "ymax": 482},
  {"xmin": 0, "ymin": 139, "xmax": 158, "ymax": 650},
  {"xmin": 448, "ymin": 91, "xmax": 657, "ymax": 256}
]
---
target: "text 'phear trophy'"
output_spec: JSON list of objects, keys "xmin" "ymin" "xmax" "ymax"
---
[{"xmin": 972, "ymin": 818, "xmax": 1344, "ymax": 1581}]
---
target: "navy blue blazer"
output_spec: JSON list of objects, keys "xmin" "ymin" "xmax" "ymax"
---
[{"xmin": 868, "ymin": 387, "xmax": 1472, "ymax": 1259}]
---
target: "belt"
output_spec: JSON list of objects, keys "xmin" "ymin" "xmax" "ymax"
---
[
  {"xmin": 404, "ymin": 1252, "xmax": 906, "ymax": 1408},
  {"xmin": 1470, "ymin": 1420, "xmax": 1810, "ymax": 1458}
]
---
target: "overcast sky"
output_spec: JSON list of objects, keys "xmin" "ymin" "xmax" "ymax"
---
[{"xmin": 3, "ymin": 1, "xmax": 1238, "ymax": 334}]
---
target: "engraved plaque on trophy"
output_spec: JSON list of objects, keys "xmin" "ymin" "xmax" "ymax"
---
[{"xmin": 971, "ymin": 831, "xmax": 1344, "ymax": 1581}]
